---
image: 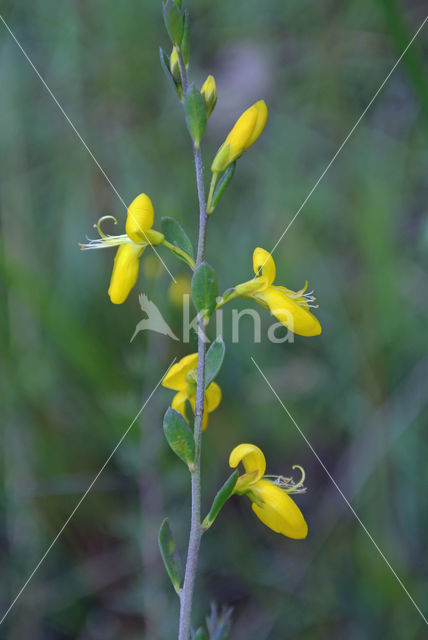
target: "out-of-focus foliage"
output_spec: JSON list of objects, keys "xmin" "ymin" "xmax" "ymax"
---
[{"xmin": 0, "ymin": 1, "xmax": 427, "ymax": 638}]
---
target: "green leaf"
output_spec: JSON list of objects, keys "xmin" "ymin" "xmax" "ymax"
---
[
  {"xmin": 163, "ymin": 407, "xmax": 195, "ymax": 467},
  {"xmin": 181, "ymin": 10, "xmax": 190, "ymax": 65},
  {"xmin": 158, "ymin": 518, "xmax": 183, "ymax": 595},
  {"xmin": 162, "ymin": 0, "xmax": 184, "ymax": 45},
  {"xmin": 159, "ymin": 47, "xmax": 178, "ymax": 90},
  {"xmin": 203, "ymin": 471, "xmax": 238, "ymax": 530},
  {"xmin": 184, "ymin": 84, "xmax": 207, "ymax": 148},
  {"xmin": 211, "ymin": 163, "xmax": 236, "ymax": 211},
  {"xmin": 191, "ymin": 262, "xmax": 218, "ymax": 319},
  {"xmin": 161, "ymin": 216, "xmax": 194, "ymax": 261},
  {"xmin": 205, "ymin": 335, "xmax": 225, "ymax": 388},
  {"xmin": 193, "ymin": 628, "xmax": 208, "ymax": 640}
]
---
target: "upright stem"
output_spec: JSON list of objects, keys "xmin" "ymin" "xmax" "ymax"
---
[{"xmin": 177, "ymin": 52, "xmax": 209, "ymax": 640}]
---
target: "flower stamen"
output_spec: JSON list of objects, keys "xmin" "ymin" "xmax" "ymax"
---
[
  {"xmin": 95, "ymin": 215, "xmax": 118, "ymax": 239},
  {"xmin": 264, "ymin": 464, "xmax": 306, "ymax": 494}
]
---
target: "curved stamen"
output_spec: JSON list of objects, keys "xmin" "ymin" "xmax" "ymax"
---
[
  {"xmin": 95, "ymin": 215, "xmax": 118, "ymax": 239},
  {"xmin": 291, "ymin": 464, "xmax": 306, "ymax": 490}
]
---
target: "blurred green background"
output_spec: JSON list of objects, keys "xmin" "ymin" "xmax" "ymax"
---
[{"xmin": 0, "ymin": 1, "xmax": 427, "ymax": 638}]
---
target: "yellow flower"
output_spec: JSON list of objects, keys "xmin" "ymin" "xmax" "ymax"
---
[
  {"xmin": 234, "ymin": 247, "xmax": 322, "ymax": 337},
  {"xmin": 79, "ymin": 193, "xmax": 164, "ymax": 305},
  {"xmin": 229, "ymin": 443, "xmax": 308, "ymax": 539},
  {"xmin": 162, "ymin": 353, "xmax": 222, "ymax": 430},
  {"xmin": 211, "ymin": 100, "xmax": 268, "ymax": 173},
  {"xmin": 200, "ymin": 75, "xmax": 217, "ymax": 116}
]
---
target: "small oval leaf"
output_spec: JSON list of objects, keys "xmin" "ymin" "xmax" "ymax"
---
[
  {"xmin": 163, "ymin": 407, "xmax": 195, "ymax": 467},
  {"xmin": 158, "ymin": 518, "xmax": 183, "ymax": 595},
  {"xmin": 181, "ymin": 10, "xmax": 190, "ymax": 65},
  {"xmin": 193, "ymin": 628, "xmax": 208, "ymax": 640},
  {"xmin": 161, "ymin": 216, "xmax": 194, "ymax": 261},
  {"xmin": 162, "ymin": 0, "xmax": 184, "ymax": 45},
  {"xmin": 204, "ymin": 471, "xmax": 238, "ymax": 529},
  {"xmin": 205, "ymin": 336, "xmax": 225, "ymax": 388},
  {"xmin": 191, "ymin": 262, "xmax": 218, "ymax": 319},
  {"xmin": 184, "ymin": 84, "xmax": 207, "ymax": 148}
]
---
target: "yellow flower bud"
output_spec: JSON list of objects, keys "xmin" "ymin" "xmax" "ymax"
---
[
  {"xmin": 108, "ymin": 243, "xmax": 144, "ymax": 304},
  {"xmin": 211, "ymin": 100, "xmax": 268, "ymax": 173},
  {"xmin": 200, "ymin": 74, "xmax": 217, "ymax": 116},
  {"xmin": 169, "ymin": 46, "xmax": 180, "ymax": 82},
  {"xmin": 125, "ymin": 193, "xmax": 154, "ymax": 243}
]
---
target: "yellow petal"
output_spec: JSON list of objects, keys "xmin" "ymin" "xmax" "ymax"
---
[
  {"xmin": 188, "ymin": 386, "xmax": 221, "ymax": 431},
  {"xmin": 229, "ymin": 444, "xmax": 266, "ymax": 484},
  {"xmin": 206, "ymin": 382, "xmax": 222, "ymax": 412},
  {"xmin": 251, "ymin": 479, "xmax": 308, "ymax": 539},
  {"xmin": 211, "ymin": 109, "xmax": 257, "ymax": 173},
  {"xmin": 171, "ymin": 389, "xmax": 188, "ymax": 419},
  {"xmin": 224, "ymin": 107, "xmax": 258, "ymax": 158},
  {"xmin": 243, "ymin": 100, "xmax": 268, "ymax": 150},
  {"xmin": 162, "ymin": 353, "xmax": 198, "ymax": 390},
  {"xmin": 252, "ymin": 247, "xmax": 276, "ymax": 288},
  {"xmin": 254, "ymin": 286, "xmax": 322, "ymax": 337},
  {"xmin": 108, "ymin": 243, "xmax": 143, "ymax": 304},
  {"xmin": 125, "ymin": 193, "xmax": 154, "ymax": 243}
]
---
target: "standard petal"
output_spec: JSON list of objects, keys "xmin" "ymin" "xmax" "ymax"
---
[
  {"xmin": 171, "ymin": 390, "xmax": 188, "ymax": 419},
  {"xmin": 251, "ymin": 479, "xmax": 308, "ymax": 539},
  {"xmin": 206, "ymin": 382, "xmax": 222, "ymax": 412},
  {"xmin": 255, "ymin": 287, "xmax": 322, "ymax": 337},
  {"xmin": 252, "ymin": 247, "xmax": 276, "ymax": 288},
  {"xmin": 244, "ymin": 100, "xmax": 268, "ymax": 150},
  {"xmin": 162, "ymin": 353, "xmax": 198, "ymax": 390},
  {"xmin": 108, "ymin": 243, "xmax": 143, "ymax": 304},
  {"xmin": 125, "ymin": 193, "xmax": 154, "ymax": 243},
  {"xmin": 224, "ymin": 107, "xmax": 258, "ymax": 159},
  {"xmin": 229, "ymin": 444, "xmax": 266, "ymax": 483}
]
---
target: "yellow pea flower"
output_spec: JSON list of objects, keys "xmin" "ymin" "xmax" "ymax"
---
[
  {"xmin": 229, "ymin": 443, "xmax": 308, "ymax": 539},
  {"xmin": 200, "ymin": 75, "xmax": 217, "ymax": 116},
  {"xmin": 162, "ymin": 353, "xmax": 222, "ymax": 430},
  {"xmin": 211, "ymin": 100, "xmax": 268, "ymax": 173},
  {"xmin": 232, "ymin": 247, "xmax": 322, "ymax": 337},
  {"xmin": 79, "ymin": 193, "xmax": 164, "ymax": 305}
]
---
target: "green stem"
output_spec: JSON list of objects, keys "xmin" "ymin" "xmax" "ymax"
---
[{"xmin": 176, "ymin": 47, "xmax": 209, "ymax": 640}]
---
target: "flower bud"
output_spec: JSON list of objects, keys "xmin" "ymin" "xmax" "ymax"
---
[
  {"xmin": 125, "ymin": 193, "xmax": 154, "ymax": 243},
  {"xmin": 211, "ymin": 100, "xmax": 268, "ymax": 173},
  {"xmin": 200, "ymin": 75, "xmax": 217, "ymax": 116},
  {"xmin": 169, "ymin": 46, "xmax": 181, "ymax": 83}
]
